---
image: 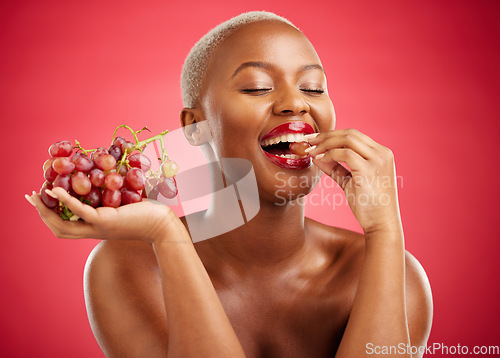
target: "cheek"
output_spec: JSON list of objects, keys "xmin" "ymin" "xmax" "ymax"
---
[
  {"xmin": 207, "ymin": 99, "xmax": 268, "ymax": 153},
  {"xmin": 312, "ymin": 99, "xmax": 336, "ymax": 132}
]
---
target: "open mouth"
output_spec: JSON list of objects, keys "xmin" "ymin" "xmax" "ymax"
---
[
  {"xmin": 261, "ymin": 133, "xmax": 308, "ymax": 158},
  {"xmin": 260, "ymin": 122, "xmax": 315, "ymax": 170}
]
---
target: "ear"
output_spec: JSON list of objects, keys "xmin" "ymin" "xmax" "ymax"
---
[{"xmin": 180, "ymin": 108, "xmax": 209, "ymax": 146}]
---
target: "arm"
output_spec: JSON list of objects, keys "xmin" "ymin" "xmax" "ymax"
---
[
  {"xmin": 153, "ymin": 228, "xmax": 245, "ymax": 358},
  {"xmin": 306, "ymin": 129, "xmax": 432, "ymax": 357},
  {"xmin": 28, "ymin": 188, "xmax": 246, "ymax": 358}
]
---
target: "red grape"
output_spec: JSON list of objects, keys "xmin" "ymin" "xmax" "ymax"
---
[
  {"xmin": 71, "ymin": 172, "xmax": 92, "ymax": 195},
  {"xmin": 40, "ymin": 127, "xmax": 178, "ymax": 217},
  {"xmin": 146, "ymin": 178, "xmax": 159, "ymax": 199},
  {"xmin": 158, "ymin": 177, "xmax": 177, "ymax": 199},
  {"xmin": 72, "ymin": 153, "xmax": 94, "ymax": 173},
  {"xmin": 112, "ymin": 136, "xmax": 126, "ymax": 147},
  {"xmin": 52, "ymin": 157, "xmax": 75, "ymax": 175},
  {"xmin": 147, "ymin": 185, "xmax": 159, "ymax": 200},
  {"xmin": 289, "ymin": 141, "xmax": 310, "ymax": 156},
  {"xmin": 102, "ymin": 188, "xmax": 121, "ymax": 207},
  {"xmin": 117, "ymin": 164, "xmax": 128, "ymax": 176},
  {"xmin": 108, "ymin": 145, "xmax": 122, "ymax": 161},
  {"xmin": 53, "ymin": 174, "xmax": 71, "ymax": 191},
  {"xmin": 43, "ymin": 158, "xmax": 55, "ymax": 171},
  {"xmin": 120, "ymin": 188, "xmax": 141, "ymax": 205},
  {"xmin": 89, "ymin": 168, "xmax": 105, "ymax": 187},
  {"xmin": 40, "ymin": 182, "xmax": 58, "ymax": 208},
  {"xmin": 105, "ymin": 172, "xmax": 123, "ymax": 191},
  {"xmin": 93, "ymin": 154, "xmax": 116, "ymax": 171},
  {"xmin": 69, "ymin": 188, "xmax": 80, "ymax": 198},
  {"xmin": 44, "ymin": 166, "xmax": 58, "ymax": 182},
  {"xmin": 121, "ymin": 141, "xmax": 135, "ymax": 155},
  {"xmin": 83, "ymin": 187, "xmax": 101, "ymax": 207},
  {"xmin": 125, "ymin": 168, "xmax": 145, "ymax": 191},
  {"xmin": 49, "ymin": 141, "xmax": 73, "ymax": 157},
  {"xmin": 91, "ymin": 147, "xmax": 109, "ymax": 160},
  {"xmin": 128, "ymin": 153, "xmax": 151, "ymax": 172}
]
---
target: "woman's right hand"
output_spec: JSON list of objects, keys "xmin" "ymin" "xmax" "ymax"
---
[{"xmin": 26, "ymin": 187, "xmax": 189, "ymax": 244}]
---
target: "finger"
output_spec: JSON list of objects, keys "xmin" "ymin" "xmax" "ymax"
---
[
  {"xmin": 31, "ymin": 192, "xmax": 98, "ymax": 239},
  {"xmin": 315, "ymin": 148, "xmax": 362, "ymax": 191},
  {"xmin": 30, "ymin": 193, "xmax": 63, "ymax": 223},
  {"xmin": 306, "ymin": 128, "xmax": 378, "ymax": 148},
  {"xmin": 312, "ymin": 157, "xmax": 351, "ymax": 191},
  {"xmin": 25, "ymin": 194, "xmax": 36, "ymax": 207},
  {"xmin": 331, "ymin": 163, "xmax": 352, "ymax": 191},
  {"xmin": 315, "ymin": 148, "xmax": 365, "ymax": 172},
  {"xmin": 48, "ymin": 187, "xmax": 99, "ymax": 223},
  {"xmin": 304, "ymin": 132, "xmax": 319, "ymax": 142},
  {"xmin": 306, "ymin": 133, "xmax": 375, "ymax": 160}
]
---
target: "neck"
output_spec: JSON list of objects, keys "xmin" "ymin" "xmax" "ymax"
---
[
  {"xmin": 202, "ymin": 198, "xmax": 307, "ymax": 268},
  {"xmin": 190, "ymin": 155, "xmax": 308, "ymax": 267}
]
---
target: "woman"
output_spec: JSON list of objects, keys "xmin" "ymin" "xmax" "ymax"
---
[{"xmin": 26, "ymin": 11, "xmax": 432, "ymax": 358}]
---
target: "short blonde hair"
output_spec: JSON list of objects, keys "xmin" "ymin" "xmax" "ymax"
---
[{"xmin": 180, "ymin": 11, "xmax": 299, "ymax": 108}]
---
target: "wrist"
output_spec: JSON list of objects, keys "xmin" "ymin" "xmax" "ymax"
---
[
  {"xmin": 363, "ymin": 219, "xmax": 403, "ymax": 242},
  {"xmin": 150, "ymin": 209, "xmax": 192, "ymax": 246}
]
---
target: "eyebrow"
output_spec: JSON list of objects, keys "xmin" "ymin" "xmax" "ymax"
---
[{"xmin": 231, "ymin": 61, "xmax": 324, "ymax": 78}]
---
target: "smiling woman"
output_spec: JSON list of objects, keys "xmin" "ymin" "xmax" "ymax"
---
[{"xmin": 26, "ymin": 11, "xmax": 432, "ymax": 358}]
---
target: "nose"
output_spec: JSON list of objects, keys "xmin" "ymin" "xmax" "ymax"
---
[{"xmin": 272, "ymin": 86, "xmax": 310, "ymax": 116}]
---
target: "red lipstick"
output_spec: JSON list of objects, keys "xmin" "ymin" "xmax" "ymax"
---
[
  {"xmin": 260, "ymin": 122, "xmax": 315, "ymax": 170},
  {"xmin": 261, "ymin": 121, "xmax": 314, "ymax": 141}
]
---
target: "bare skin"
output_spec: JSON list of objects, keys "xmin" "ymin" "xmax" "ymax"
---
[{"xmin": 27, "ymin": 20, "xmax": 433, "ymax": 358}]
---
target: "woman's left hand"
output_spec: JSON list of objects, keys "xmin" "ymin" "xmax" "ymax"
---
[{"xmin": 305, "ymin": 128, "xmax": 402, "ymax": 235}]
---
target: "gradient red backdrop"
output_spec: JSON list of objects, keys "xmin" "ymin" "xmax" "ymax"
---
[{"xmin": 1, "ymin": 0, "xmax": 499, "ymax": 357}]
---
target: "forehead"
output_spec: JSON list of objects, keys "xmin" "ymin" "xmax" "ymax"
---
[{"xmin": 207, "ymin": 20, "xmax": 321, "ymax": 78}]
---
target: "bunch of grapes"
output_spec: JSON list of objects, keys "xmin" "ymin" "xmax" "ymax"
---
[{"xmin": 40, "ymin": 125, "xmax": 179, "ymax": 220}]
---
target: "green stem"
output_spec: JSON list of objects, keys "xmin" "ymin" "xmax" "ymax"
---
[
  {"xmin": 158, "ymin": 135, "xmax": 169, "ymax": 162},
  {"xmin": 111, "ymin": 124, "xmax": 140, "ymax": 145},
  {"xmin": 74, "ymin": 140, "xmax": 96, "ymax": 156},
  {"xmin": 135, "ymin": 130, "xmax": 169, "ymax": 153},
  {"xmin": 136, "ymin": 126, "xmax": 151, "ymax": 135},
  {"xmin": 116, "ymin": 151, "xmax": 128, "ymax": 173}
]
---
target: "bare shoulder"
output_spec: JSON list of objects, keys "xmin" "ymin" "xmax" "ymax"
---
[
  {"xmin": 404, "ymin": 250, "xmax": 433, "ymax": 349},
  {"xmin": 84, "ymin": 240, "xmax": 168, "ymax": 358},
  {"xmin": 305, "ymin": 217, "xmax": 366, "ymax": 263}
]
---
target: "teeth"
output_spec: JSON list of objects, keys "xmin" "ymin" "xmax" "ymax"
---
[
  {"xmin": 278, "ymin": 154, "xmax": 302, "ymax": 159},
  {"xmin": 261, "ymin": 133, "xmax": 306, "ymax": 147}
]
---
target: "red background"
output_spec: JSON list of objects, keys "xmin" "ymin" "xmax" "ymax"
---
[{"xmin": 1, "ymin": 0, "xmax": 499, "ymax": 356}]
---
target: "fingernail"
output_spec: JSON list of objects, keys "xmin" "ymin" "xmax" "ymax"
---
[
  {"xmin": 45, "ymin": 189, "xmax": 58, "ymax": 199},
  {"xmin": 32, "ymin": 190, "xmax": 37, "ymax": 195},
  {"xmin": 25, "ymin": 194, "xmax": 36, "ymax": 207},
  {"xmin": 314, "ymin": 153, "xmax": 325, "ymax": 160},
  {"xmin": 304, "ymin": 145, "xmax": 316, "ymax": 153},
  {"xmin": 304, "ymin": 133, "xmax": 319, "ymax": 140}
]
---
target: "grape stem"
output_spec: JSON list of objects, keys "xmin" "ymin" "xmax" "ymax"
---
[
  {"xmin": 76, "ymin": 125, "xmax": 170, "ymax": 161},
  {"xmin": 111, "ymin": 124, "xmax": 140, "ymax": 145},
  {"xmin": 116, "ymin": 151, "xmax": 128, "ymax": 174},
  {"xmin": 135, "ymin": 131, "xmax": 169, "ymax": 154},
  {"xmin": 110, "ymin": 124, "xmax": 169, "ymax": 157},
  {"xmin": 76, "ymin": 126, "xmax": 170, "ymax": 160},
  {"xmin": 74, "ymin": 140, "xmax": 96, "ymax": 155}
]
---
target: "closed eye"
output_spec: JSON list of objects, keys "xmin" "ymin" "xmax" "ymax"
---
[
  {"xmin": 301, "ymin": 89, "xmax": 324, "ymax": 94},
  {"xmin": 242, "ymin": 88, "xmax": 272, "ymax": 93}
]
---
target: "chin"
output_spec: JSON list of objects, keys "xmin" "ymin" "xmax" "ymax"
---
[{"xmin": 253, "ymin": 167, "xmax": 320, "ymax": 206}]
